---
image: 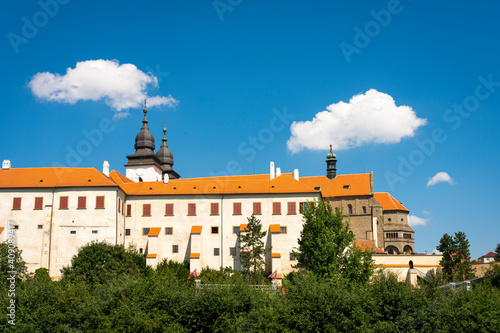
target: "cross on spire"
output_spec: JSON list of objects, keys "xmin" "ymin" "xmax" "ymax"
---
[{"xmin": 144, "ymin": 99, "xmax": 147, "ymax": 108}]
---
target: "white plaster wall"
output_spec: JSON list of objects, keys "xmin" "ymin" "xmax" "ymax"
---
[
  {"xmin": 123, "ymin": 193, "xmax": 320, "ymax": 274},
  {"xmin": 125, "ymin": 165, "xmax": 162, "ymax": 183}
]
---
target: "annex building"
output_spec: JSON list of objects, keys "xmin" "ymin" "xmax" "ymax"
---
[{"xmin": 0, "ymin": 107, "xmax": 415, "ymax": 278}]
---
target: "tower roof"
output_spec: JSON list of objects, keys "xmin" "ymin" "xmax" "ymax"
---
[
  {"xmin": 134, "ymin": 107, "xmax": 155, "ymax": 151},
  {"xmin": 156, "ymin": 127, "xmax": 174, "ymax": 166}
]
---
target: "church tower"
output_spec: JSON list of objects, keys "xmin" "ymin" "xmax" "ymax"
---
[
  {"xmin": 326, "ymin": 144, "xmax": 337, "ymax": 179},
  {"xmin": 125, "ymin": 106, "xmax": 164, "ymax": 182},
  {"xmin": 156, "ymin": 125, "xmax": 180, "ymax": 180}
]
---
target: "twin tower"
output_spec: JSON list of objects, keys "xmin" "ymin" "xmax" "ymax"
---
[{"xmin": 125, "ymin": 107, "xmax": 180, "ymax": 183}]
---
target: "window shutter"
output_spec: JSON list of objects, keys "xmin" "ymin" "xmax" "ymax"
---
[
  {"xmin": 126, "ymin": 204, "xmax": 132, "ymax": 217},
  {"xmin": 211, "ymin": 203, "xmax": 219, "ymax": 215},
  {"xmin": 34, "ymin": 197, "xmax": 43, "ymax": 210},
  {"xmin": 287, "ymin": 202, "xmax": 296, "ymax": 215},
  {"xmin": 253, "ymin": 202, "xmax": 261, "ymax": 215},
  {"xmin": 60, "ymin": 196, "xmax": 68, "ymax": 209},
  {"xmin": 143, "ymin": 204, "xmax": 151, "ymax": 216},
  {"xmin": 12, "ymin": 197, "xmax": 21, "ymax": 210},
  {"xmin": 78, "ymin": 197, "xmax": 86, "ymax": 209},
  {"xmin": 233, "ymin": 202, "xmax": 241, "ymax": 215},
  {"xmin": 165, "ymin": 203, "xmax": 174, "ymax": 216},
  {"xmin": 96, "ymin": 196, "xmax": 105, "ymax": 209},
  {"xmin": 273, "ymin": 202, "xmax": 281, "ymax": 215}
]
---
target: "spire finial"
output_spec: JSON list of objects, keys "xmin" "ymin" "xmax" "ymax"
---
[{"xmin": 144, "ymin": 98, "xmax": 147, "ymax": 108}]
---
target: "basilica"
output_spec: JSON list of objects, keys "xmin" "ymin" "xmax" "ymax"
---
[{"xmin": 0, "ymin": 107, "xmax": 415, "ymax": 277}]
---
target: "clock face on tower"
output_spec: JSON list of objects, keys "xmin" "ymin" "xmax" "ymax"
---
[{"xmin": 136, "ymin": 169, "xmax": 144, "ymax": 177}]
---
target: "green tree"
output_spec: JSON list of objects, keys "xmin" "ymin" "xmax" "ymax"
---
[
  {"xmin": 495, "ymin": 242, "xmax": 500, "ymax": 262},
  {"xmin": 436, "ymin": 231, "xmax": 475, "ymax": 282},
  {"xmin": 238, "ymin": 214, "xmax": 270, "ymax": 274},
  {"xmin": 61, "ymin": 241, "xmax": 150, "ymax": 284},
  {"xmin": 0, "ymin": 241, "xmax": 28, "ymax": 286},
  {"xmin": 293, "ymin": 200, "xmax": 374, "ymax": 282}
]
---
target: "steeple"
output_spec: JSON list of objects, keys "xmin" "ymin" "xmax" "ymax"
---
[
  {"xmin": 156, "ymin": 125, "xmax": 174, "ymax": 167},
  {"xmin": 134, "ymin": 106, "xmax": 155, "ymax": 151},
  {"xmin": 326, "ymin": 144, "xmax": 337, "ymax": 179}
]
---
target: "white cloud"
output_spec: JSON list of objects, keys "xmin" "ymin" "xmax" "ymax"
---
[
  {"xmin": 408, "ymin": 215, "xmax": 429, "ymax": 227},
  {"xmin": 112, "ymin": 112, "xmax": 131, "ymax": 121},
  {"xmin": 286, "ymin": 89, "xmax": 427, "ymax": 153},
  {"xmin": 28, "ymin": 59, "xmax": 178, "ymax": 113},
  {"xmin": 432, "ymin": 249, "xmax": 442, "ymax": 255},
  {"xmin": 427, "ymin": 172, "xmax": 454, "ymax": 187}
]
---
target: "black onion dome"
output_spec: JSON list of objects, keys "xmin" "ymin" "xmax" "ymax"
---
[
  {"xmin": 134, "ymin": 108, "xmax": 155, "ymax": 150},
  {"xmin": 156, "ymin": 127, "xmax": 174, "ymax": 166}
]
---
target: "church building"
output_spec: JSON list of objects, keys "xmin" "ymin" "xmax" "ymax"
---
[{"xmin": 0, "ymin": 107, "xmax": 415, "ymax": 277}]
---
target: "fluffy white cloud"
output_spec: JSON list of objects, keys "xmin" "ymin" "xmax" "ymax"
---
[
  {"xmin": 408, "ymin": 215, "xmax": 429, "ymax": 227},
  {"xmin": 28, "ymin": 59, "xmax": 178, "ymax": 112},
  {"xmin": 286, "ymin": 89, "xmax": 427, "ymax": 153},
  {"xmin": 432, "ymin": 249, "xmax": 442, "ymax": 255},
  {"xmin": 427, "ymin": 172, "xmax": 454, "ymax": 187}
]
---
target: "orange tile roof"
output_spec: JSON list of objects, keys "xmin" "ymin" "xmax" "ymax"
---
[
  {"xmin": 190, "ymin": 253, "xmax": 200, "ymax": 259},
  {"xmin": 109, "ymin": 170, "xmax": 135, "ymax": 184},
  {"xmin": 191, "ymin": 226, "xmax": 202, "ymax": 234},
  {"xmin": 148, "ymin": 227, "xmax": 161, "ymax": 237},
  {"xmin": 114, "ymin": 173, "xmax": 318, "ymax": 196},
  {"xmin": 300, "ymin": 173, "xmax": 372, "ymax": 197},
  {"xmin": 146, "ymin": 253, "xmax": 157, "ymax": 258},
  {"xmin": 374, "ymin": 192, "xmax": 409, "ymax": 212},
  {"xmin": 269, "ymin": 224, "xmax": 281, "ymax": 233},
  {"xmin": 0, "ymin": 168, "xmax": 117, "ymax": 188},
  {"xmin": 271, "ymin": 253, "xmax": 281, "ymax": 258},
  {"xmin": 239, "ymin": 224, "xmax": 249, "ymax": 232}
]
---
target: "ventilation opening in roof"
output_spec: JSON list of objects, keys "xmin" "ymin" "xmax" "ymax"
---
[
  {"xmin": 343, "ymin": 185, "xmax": 350, "ymax": 189},
  {"xmin": 314, "ymin": 186, "xmax": 321, "ymax": 191}
]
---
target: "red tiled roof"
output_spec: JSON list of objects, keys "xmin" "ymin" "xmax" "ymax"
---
[
  {"xmin": 478, "ymin": 251, "xmax": 496, "ymax": 259},
  {"xmin": 300, "ymin": 173, "xmax": 372, "ymax": 197},
  {"xmin": 373, "ymin": 192, "xmax": 408, "ymax": 212},
  {"xmin": 0, "ymin": 168, "xmax": 117, "ymax": 188},
  {"xmin": 354, "ymin": 240, "xmax": 385, "ymax": 254}
]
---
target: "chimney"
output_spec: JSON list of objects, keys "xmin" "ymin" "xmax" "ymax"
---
[
  {"xmin": 276, "ymin": 167, "xmax": 281, "ymax": 177},
  {"xmin": 293, "ymin": 169, "xmax": 299, "ymax": 181},
  {"xmin": 270, "ymin": 162, "xmax": 275, "ymax": 180},
  {"xmin": 102, "ymin": 161, "xmax": 110, "ymax": 177},
  {"xmin": 2, "ymin": 160, "xmax": 11, "ymax": 170},
  {"xmin": 163, "ymin": 173, "xmax": 169, "ymax": 184}
]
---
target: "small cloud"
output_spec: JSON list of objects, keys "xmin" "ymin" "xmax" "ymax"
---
[
  {"xmin": 427, "ymin": 172, "xmax": 454, "ymax": 187},
  {"xmin": 28, "ymin": 59, "xmax": 178, "ymax": 112},
  {"xmin": 408, "ymin": 215, "xmax": 429, "ymax": 227},
  {"xmin": 112, "ymin": 112, "xmax": 130, "ymax": 120},
  {"xmin": 286, "ymin": 89, "xmax": 427, "ymax": 153},
  {"xmin": 432, "ymin": 248, "xmax": 442, "ymax": 255}
]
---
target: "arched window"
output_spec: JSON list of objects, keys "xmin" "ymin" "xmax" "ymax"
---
[
  {"xmin": 403, "ymin": 246, "xmax": 413, "ymax": 254},
  {"xmin": 362, "ymin": 206, "xmax": 367, "ymax": 214},
  {"xmin": 138, "ymin": 177, "xmax": 143, "ymax": 182},
  {"xmin": 347, "ymin": 204, "xmax": 353, "ymax": 215},
  {"xmin": 386, "ymin": 246, "xmax": 399, "ymax": 255}
]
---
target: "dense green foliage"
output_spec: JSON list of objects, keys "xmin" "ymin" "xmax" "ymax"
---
[
  {"xmin": 495, "ymin": 242, "xmax": 500, "ymax": 262},
  {"xmin": 238, "ymin": 214, "xmax": 269, "ymax": 274},
  {"xmin": 2, "ymin": 241, "xmax": 500, "ymax": 332},
  {"xmin": 437, "ymin": 232, "xmax": 475, "ymax": 282},
  {"xmin": 60, "ymin": 242, "xmax": 151, "ymax": 284},
  {"xmin": 294, "ymin": 200, "xmax": 374, "ymax": 282},
  {"xmin": 0, "ymin": 242, "xmax": 28, "ymax": 287}
]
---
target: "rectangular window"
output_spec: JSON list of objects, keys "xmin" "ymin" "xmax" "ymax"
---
[
  {"xmin": 210, "ymin": 202, "xmax": 219, "ymax": 215},
  {"xmin": 280, "ymin": 226, "xmax": 287, "ymax": 234},
  {"xmin": 165, "ymin": 203, "xmax": 174, "ymax": 216},
  {"xmin": 12, "ymin": 197, "xmax": 21, "ymax": 210},
  {"xmin": 143, "ymin": 204, "xmax": 151, "ymax": 216},
  {"xmin": 214, "ymin": 248, "xmax": 220, "ymax": 256},
  {"xmin": 118, "ymin": 198, "xmax": 121, "ymax": 213},
  {"xmin": 59, "ymin": 196, "xmax": 68, "ymax": 209},
  {"xmin": 290, "ymin": 252, "xmax": 296, "ymax": 261},
  {"xmin": 77, "ymin": 196, "xmax": 86, "ymax": 209},
  {"xmin": 233, "ymin": 202, "xmax": 242, "ymax": 215},
  {"xmin": 253, "ymin": 202, "xmax": 262, "ymax": 215},
  {"xmin": 165, "ymin": 227, "xmax": 173, "ymax": 235},
  {"xmin": 38, "ymin": 224, "xmax": 43, "ymax": 229},
  {"xmin": 172, "ymin": 245, "xmax": 179, "ymax": 253},
  {"xmin": 299, "ymin": 202, "xmax": 305, "ymax": 213},
  {"xmin": 287, "ymin": 202, "xmax": 296, "ymax": 215},
  {"xmin": 126, "ymin": 204, "xmax": 132, "ymax": 217},
  {"xmin": 233, "ymin": 226, "xmax": 240, "ymax": 234},
  {"xmin": 125, "ymin": 229, "xmax": 131, "ymax": 236},
  {"xmin": 95, "ymin": 196, "xmax": 105, "ymax": 209},
  {"xmin": 230, "ymin": 247, "xmax": 236, "ymax": 256},
  {"xmin": 70, "ymin": 230, "xmax": 76, "ymax": 234},
  {"xmin": 211, "ymin": 226, "xmax": 219, "ymax": 234},
  {"xmin": 143, "ymin": 228, "xmax": 150, "ymax": 236},
  {"xmin": 273, "ymin": 202, "xmax": 281, "ymax": 215},
  {"xmin": 188, "ymin": 203, "xmax": 196, "ymax": 216},
  {"xmin": 34, "ymin": 197, "xmax": 43, "ymax": 210},
  {"xmin": 139, "ymin": 248, "xmax": 143, "ymax": 254},
  {"xmin": 92, "ymin": 230, "xmax": 98, "ymax": 234}
]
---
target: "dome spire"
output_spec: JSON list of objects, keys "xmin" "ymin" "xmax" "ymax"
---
[
  {"xmin": 326, "ymin": 144, "xmax": 337, "ymax": 179},
  {"xmin": 134, "ymin": 102, "xmax": 155, "ymax": 151},
  {"xmin": 156, "ymin": 121, "xmax": 174, "ymax": 167}
]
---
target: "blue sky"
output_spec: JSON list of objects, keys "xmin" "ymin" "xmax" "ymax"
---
[{"xmin": 1, "ymin": 0, "xmax": 499, "ymax": 259}]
